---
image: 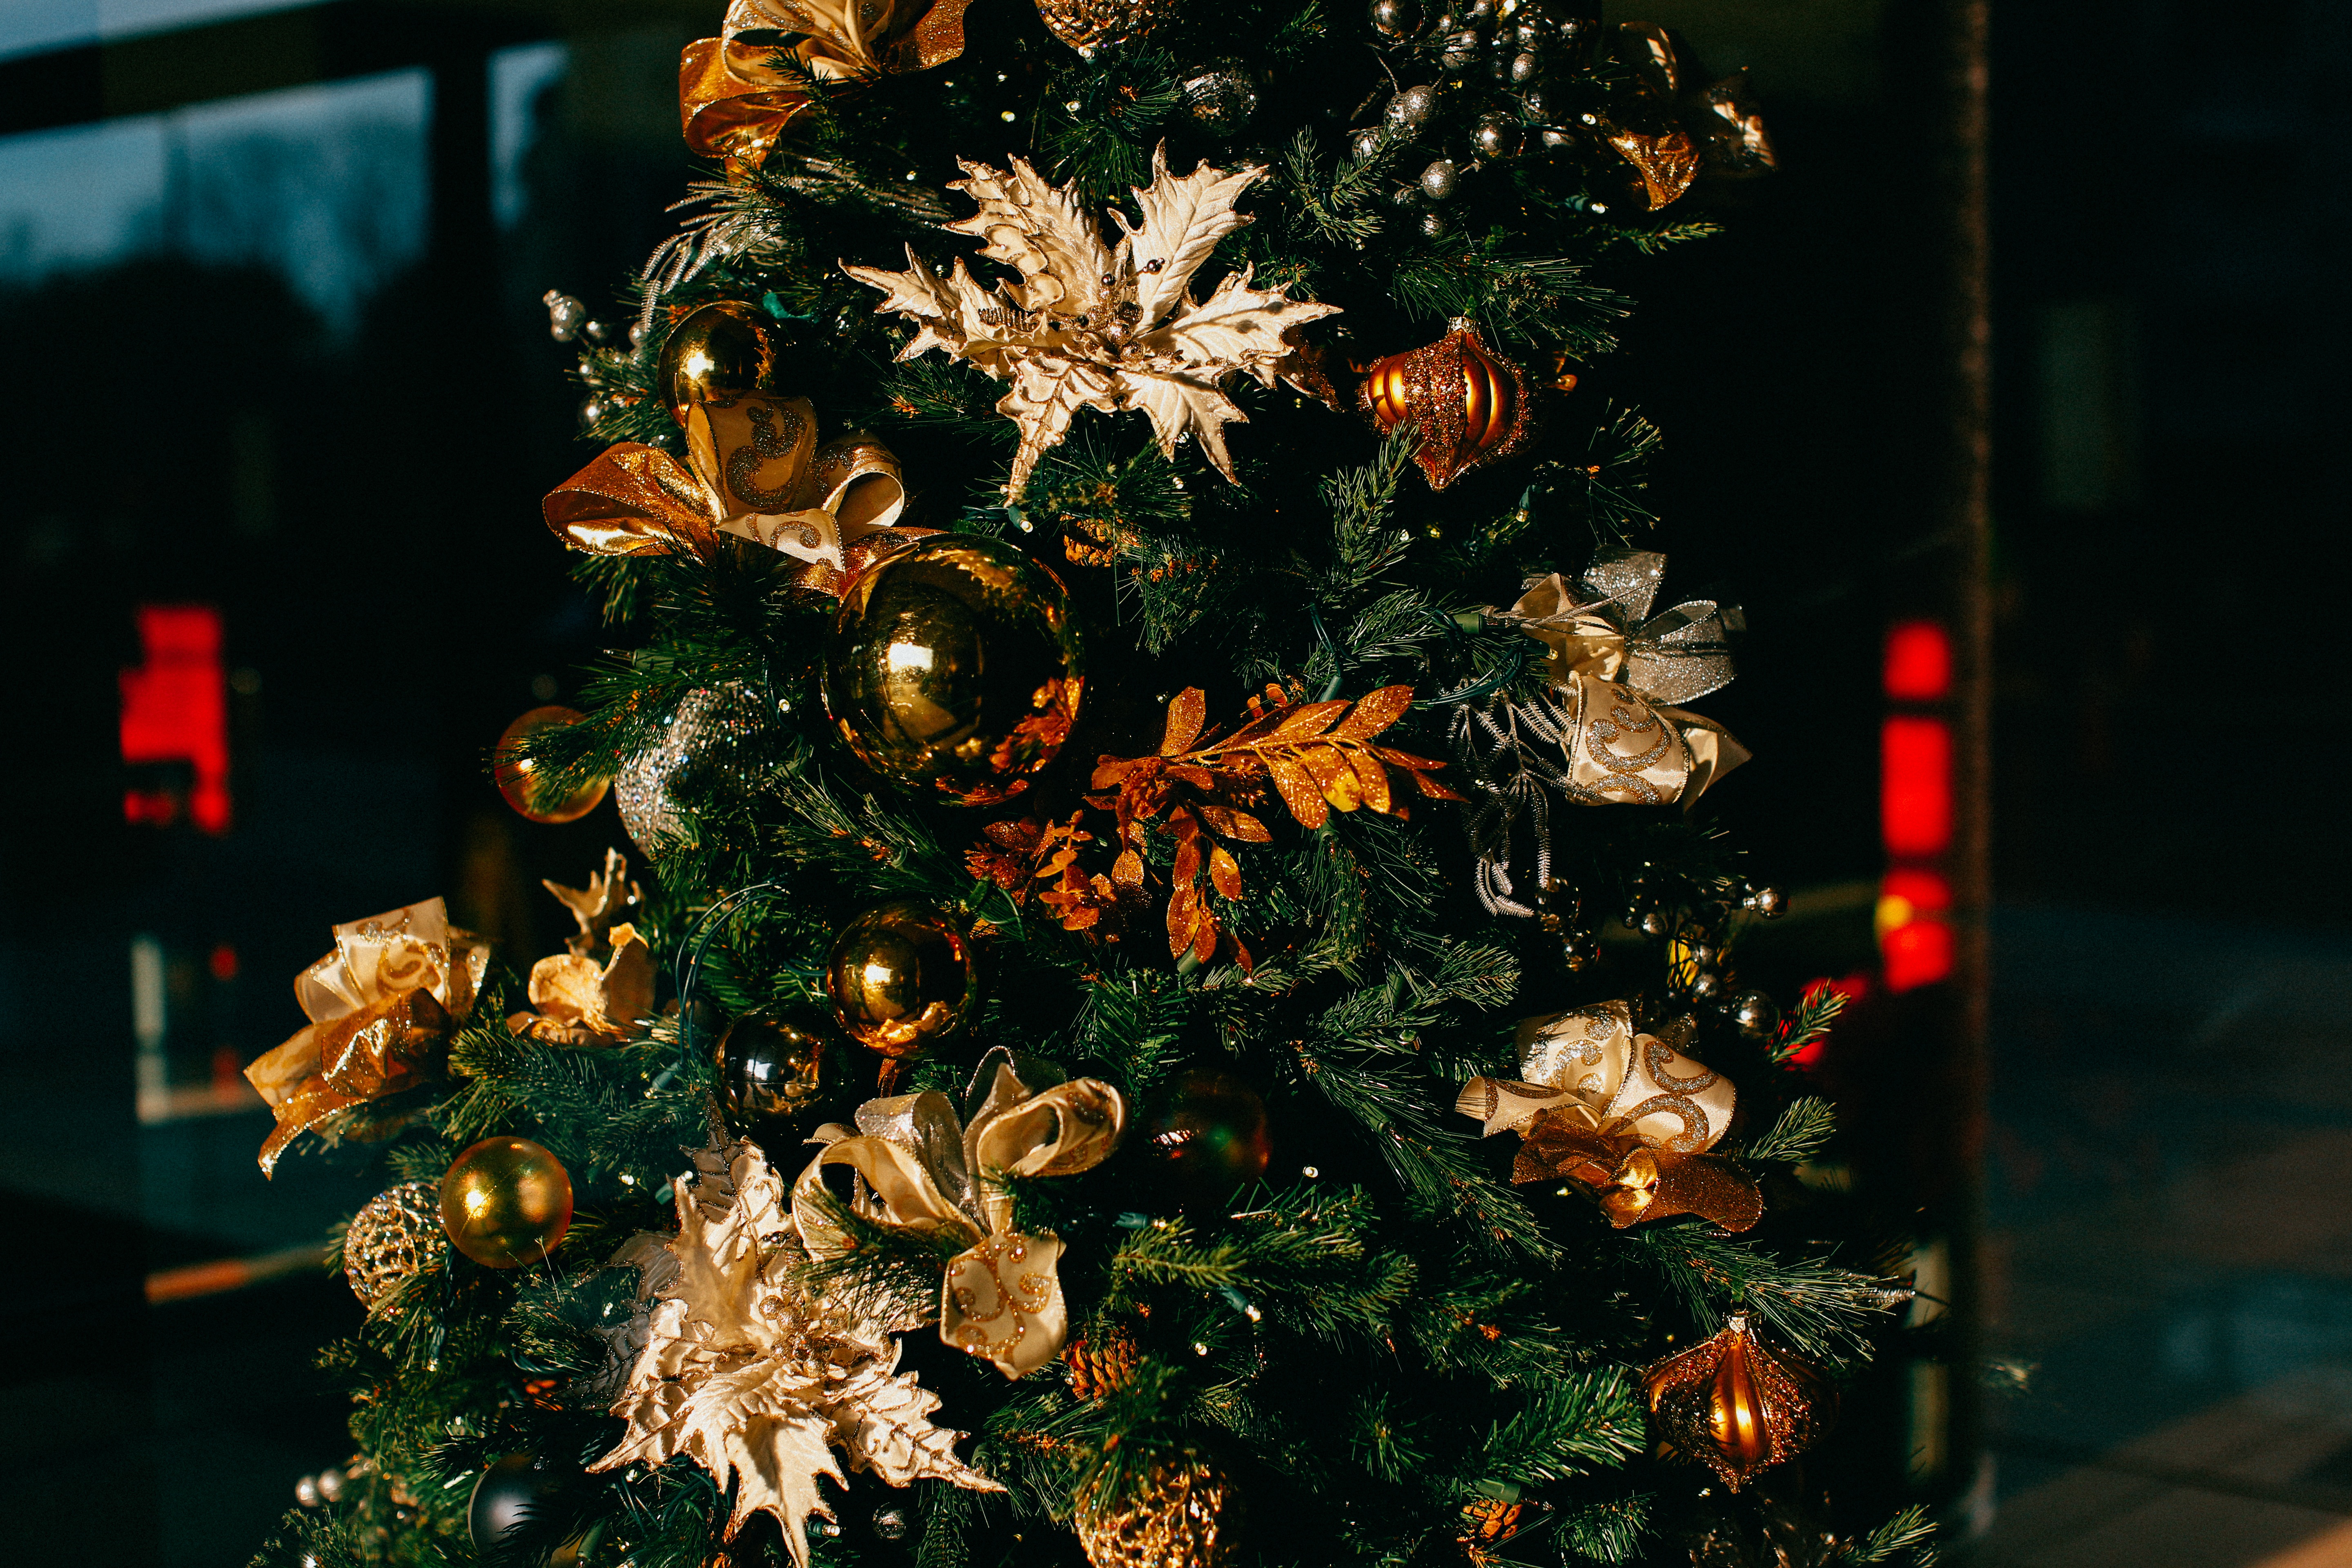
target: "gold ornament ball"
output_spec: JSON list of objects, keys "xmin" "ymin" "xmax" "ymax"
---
[
  {"xmin": 1073, "ymin": 1453, "xmax": 1243, "ymax": 1568},
  {"xmin": 344, "ymin": 1179, "xmax": 448, "ymax": 1307},
  {"xmin": 824, "ymin": 900, "xmax": 975, "ymax": 1058},
  {"xmin": 494, "ymin": 706, "xmax": 610, "ymax": 825},
  {"xmin": 656, "ymin": 300, "xmax": 806, "ymax": 423},
  {"xmin": 1644, "ymin": 1312, "xmax": 1831, "ymax": 1490},
  {"xmin": 822, "ymin": 534, "xmax": 1087, "ymax": 807},
  {"xmin": 439, "ymin": 1137, "xmax": 575, "ymax": 1269}
]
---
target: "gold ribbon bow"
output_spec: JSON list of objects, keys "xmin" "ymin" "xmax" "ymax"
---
[
  {"xmin": 792, "ymin": 1058, "xmax": 1125, "ymax": 1377},
  {"xmin": 244, "ymin": 898, "xmax": 488, "ymax": 1175},
  {"xmin": 1457, "ymin": 1000, "xmax": 1760, "ymax": 1230},
  {"xmin": 1497, "ymin": 550, "xmax": 1748, "ymax": 808},
  {"xmin": 681, "ymin": 0, "xmax": 977, "ymax": 176},
  {"xmin": 543, "ymin": 410, "xmax": 929, "ymax": 597}
]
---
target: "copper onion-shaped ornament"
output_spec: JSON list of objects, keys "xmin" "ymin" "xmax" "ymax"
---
[
  {"xmin": 1643, "ymin": 1313, "xmax": 1831, "ymax": 1490},
  {"xmin": 1359, "ymin": 318, "xmax": 1535, "ymax": 490}
]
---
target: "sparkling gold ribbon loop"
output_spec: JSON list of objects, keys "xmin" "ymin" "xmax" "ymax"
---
[
  {"xmin": 245, "ymin": 898, "xmax": 486, "ymax": 1175},
  {"xmin": 543, "ymin": 417, "xmax": 928, "ymax": 598},
  {"xmin": 681, "ymin": 0, "xmax": 976, "ymax": 176},
  {"xmin": 791, "ymin": 1062, "xmax": 1126, "ymax": 1377},
  {"xmin": 1457, "ymin": 1001, "xmax": 1759, "ymax": 1231}
]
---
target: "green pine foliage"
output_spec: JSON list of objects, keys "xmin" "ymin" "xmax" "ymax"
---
[{"xmin": 252, "ymin": 4, "xmax": 1937, "ymax": 1568}]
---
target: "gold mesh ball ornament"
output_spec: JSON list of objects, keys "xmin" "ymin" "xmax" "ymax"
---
[
  {"xmin": 344, "ymin": 1180, "xmax": 448, "ymax": 1306},
  {"xmin": 1072, "ymin": 1453, "xmax": 1242, "ymax": 1568},
  {"xmin": 1032, "ymin": 0, "xmax": 1176, "ymax": 55}
]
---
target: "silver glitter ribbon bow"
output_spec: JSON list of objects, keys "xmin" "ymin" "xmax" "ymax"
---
[
  {"xmin": 791, "ymin": 1054, "xmax": 1125, "ymax": 1378},
  {"xmin": 1450, "ymin": 550, "xmax": 1749, "ymax": 917}
]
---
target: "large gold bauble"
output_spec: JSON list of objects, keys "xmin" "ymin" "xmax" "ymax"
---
[
  {"xmin": 824, "ymin": 900, "xmax": 974, "ymax": 1058},
  {"xmin": 494, "ymin": 705, "xmax": 610, "ymax": 825},
  {"xmin": 1073, "ymin": 1453, "xmax": 1243, "ymax": 1568},
  {"xmin": 1642, "ymin": 1312, "xmax": 1831, "ymax": 1490},
  {"xmin": 344, "ymin": 1178, "xmax": 448, "ymax": 1307},
  {"xmin": 655, "ymin": 300, "xmax": 806, "ymax": 422},
  {"xmin": 439, "ymin": 1136, "xmax": 575, "ymax": 1269},
  {"xmin": 821, "ymin": 535, "xmax": 1086, "ymax": 807}
]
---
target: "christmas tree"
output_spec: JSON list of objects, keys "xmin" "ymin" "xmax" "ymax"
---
[{"xmin": 252, "ymin": 3, "xmax": 1940, "ymax": 1566}]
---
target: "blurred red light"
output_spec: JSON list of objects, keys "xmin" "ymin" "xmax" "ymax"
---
[
  {"xmin": 1882, "ymin": 918, "xmax": 1955, "ymax": 992},
  {"xmin": 120, "ymin": 605, "xmax": 230, "ymax": 834},
  {"xmin": 1883, "ymin": 620, "xmax": 1952, "ymax": 702},
  {"xmin": 1881, "ymin": 716, "xmax": 1952, "ymax": 856},
  {"xmin": 1880, "ymin": 867, "xmax": 1950, "ymax": 914},
  {"xmin": 208, "ymin": 943, "xmax": 239, "ymax": 981}
]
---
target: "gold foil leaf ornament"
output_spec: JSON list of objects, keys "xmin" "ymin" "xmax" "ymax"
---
[
  {"xmin": 590, "ymin": 1140, "xmax": 1002, "ymax": 1567},
  {"xmin": 844, "ymin": 146, "xmax": 1341, "ymax": 498},
  {"xmin": 1457, "ymin": 1000, "xmax": 1760, "ymax": 1230},
  {"xmin": 244, "ymin": 898, "xmax": 487, "ymax": 1175}
]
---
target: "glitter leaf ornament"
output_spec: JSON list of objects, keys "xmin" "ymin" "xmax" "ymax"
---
[
  {"xmin": 845, "ymin": 147, "xmax": 1340, "ymax": 497},
  {"xmin": 590, "ymin": 1140, "xmax": 1001, "ymax": 1566}
]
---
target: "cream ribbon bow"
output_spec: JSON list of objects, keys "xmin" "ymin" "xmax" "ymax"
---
[
  {"xmin": 791, "ymin": 1057, "xmax": 1125, "ymax": 1377},
  {"xmin": 1456, "ymin": 1000, "xmax": 1760, "ymax": 1230}
]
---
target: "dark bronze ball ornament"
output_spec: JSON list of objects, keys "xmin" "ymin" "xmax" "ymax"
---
[
  {"xmin": 717, "ymin": 1011, "xmax": 863, "ymax": 1149},
  {"xmin": 821, "ymin": 535, "xmax": 1086, "ymax": 807}
]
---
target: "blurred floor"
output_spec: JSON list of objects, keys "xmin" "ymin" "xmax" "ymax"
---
[{"xmin": 1980, "ymin": 909, "xmax": 2352, "ymax": 1567}]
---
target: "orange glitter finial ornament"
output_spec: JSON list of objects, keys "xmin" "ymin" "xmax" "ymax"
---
[
  {"xmin": 1642, "ymin": 1313, "xmax": 1831, "ymax": 1490},
  {"xmin": 1359, "ymin": 320, "xmax": 1535, "ymax": 490}
]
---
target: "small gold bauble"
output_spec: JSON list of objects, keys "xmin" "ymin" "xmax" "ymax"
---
[
  {"xmin": 344, "ymin": 1179, "xmax": 447, "ymax": 1307},
  {"xmin": 655, "ymin": 300, "xmax": 805, "ymax": 422},
  {"xmin": 822, "ymin": 534, "xmax": 1086, "ymax": 807},
  {"xmin": 717, "ymin": 1012, "xmax": 862, "ymax": 1148},
  {"xmin": 439, "ymin": 1136, "xmax": 575, "ymax": 1269},
  {"xmin": 824, "ymin": 900, "xmax": 974, "ymax": 1058},
  {"xmin": 1643, "ymin": 1312, "xmax": 1831, "ymax": 1490},
  {"xmin": 1073, "ymin": 1453, "xmax": 1243, "ymax": 1568},
  {"xmin": 494, "ymin": 705, "xmax": 610, "ymax": 825}
]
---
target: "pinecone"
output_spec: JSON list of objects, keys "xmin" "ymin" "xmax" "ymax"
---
[
  {"xmin": 1073, "ymin": 1454, "xmax": 1242, "ymax": 1568},
  {"xmin": 1064, "ymin": 1323, "xmax": 1142, "ymax": 1401},
  {"xmin": 344, "ymin": 1179, "xmax": 447, "ymax": 1307}
]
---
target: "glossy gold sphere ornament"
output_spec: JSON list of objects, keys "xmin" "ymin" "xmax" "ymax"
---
[
  {"xmin": 1643, "ymin": 1312, "xmax": 1831, "ymax": 1490},
  {"xmin": 1073, "ymin": 1452, "xmax": 1243, "ymax": 1568},
  {"xmin": 439, "ymin": 1136, "xmax": 575, "ymax": 1269},
  {"xmin": 655, "ymin": 299, "xmax": 805, "ymax": 423},
  {"xmin": 824, "ymin": 900, "xmax": 975, "ymax": 1058},
  {"xmin": 1359, "ymin": 318, "xmax": 1535, "ymax": 490},
  {"xmin": 343, "ymin": 1179, "xmax": 448, "ymax": 1307},
  {"xmin": 717, "ymin": 1011, "xmax": 866, "ymax": 1149},
  {"xmin": 494, "ymin": 706, "xmax": 610, "ymax": 825},
  {"xmin": 822, "ymin": 535, "xmax": 1086, "ymax": 807}
]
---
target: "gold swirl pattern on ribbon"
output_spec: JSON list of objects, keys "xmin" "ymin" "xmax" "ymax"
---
[
  {"xmin": 791, "ymin": 1058, "xmax": 1125, "ymax": 1377},
  {"xmin": 1456, "ymin": 1000, "xmax": 1760, "ymax": 1230},
  {"xmin": 681, "ymin": 0, "xmax": 978, "ymax": 176},
  {"xmin": 244, "ymin": 899, "xmax": 488, "ymax": 1176}
]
